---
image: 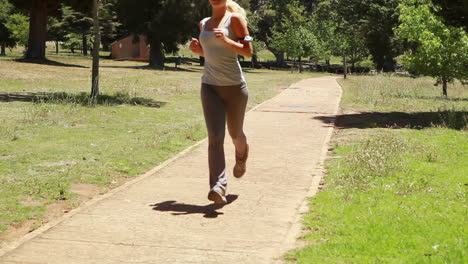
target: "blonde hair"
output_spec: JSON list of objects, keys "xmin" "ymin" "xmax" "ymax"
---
[{"xmin": 227, "ymin": 0, "xmax": 247, "ymax": 20}]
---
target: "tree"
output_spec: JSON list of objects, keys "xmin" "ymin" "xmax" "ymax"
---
[
  {"xmin": 0, "ymin": 0, "xmax": 19, "ymax": 56},
  {"xmin": 117, "ymin": 0, "xmax": 205, "ymax": 67},
  {"xmin": 5, "ymin": 13, "xmax": 29, "ymax": 47},
  {"xmin": 313, "ymin": 0, "xmax": 369, "ymax": 77},
  {"xmin": 9, "ymin": 0, "xmax": 90, "ymax": 59},
  {"xmin": 269, "ymin": 0, "xmax": 317, "ymax": 72},
  {"xmin": 99, "ymin": 0, "xmax": 122, "ymax": 52},
  {"xmin": 249, "ymin": 0, "xmax": 292, "ymax": 65},
  {"xmin": 47, "ymin": 17, "xmax": 67, "ymax": 54},
  {"xmin": 396, "ymin": 0, "xmax": 468, "ymax": 96},
  {"xmin": 60, "ymin": 5, "xmax": 93, "ymax": 56},
  {"xmin": 363, "ymin": 0, "xmax": 403, "ymax": 72},
  {"xmin": 61, "ymin": 32, "xmax": 82, "ymax": 53},
  {"xmin": 91, "ymin": 0, "xmax": 100, "ymax": 97}
]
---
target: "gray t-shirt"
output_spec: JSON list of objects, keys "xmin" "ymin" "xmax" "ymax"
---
[{"xmin": 199, "ymin": 13, "xmax": 246, "ymax": 86}]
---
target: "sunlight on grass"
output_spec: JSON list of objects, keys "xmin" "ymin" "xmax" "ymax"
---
[{"xmin": 289, "ymin": 75, "xmax": 467, "ymax": 263}]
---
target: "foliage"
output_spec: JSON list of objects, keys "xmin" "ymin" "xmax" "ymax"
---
[
  {"xmin": 269, "ymin": 0, "xmax": 317, "ymax": 63},
  {"xmin": 8, "ymin": 0, "xmax": 92, "ymax": 59},
  {"xmin": 61, "ymin": 32, "xmax": 89, "ymax": 53},
  {"xmin": 4, "ymin": 13, "xmax": 29, "ymax": 47},
  {"xmin": 364, "ymin": 0, "xmax": 403, "ymax": 71},
  {"xmin": 248, "ymin": 0, "xmax": 293, "ymax": 64},
  {"xmin": 99, "ymin": 0, "xmax": 123, "ymax": 51},
  {"xmin": 396, "ymin": 0, "xmax": 468, "ymax": 95},
  {"xmin": 117, "ymin": 0, "xmax": 207, "ymax": 67},
  {"xmin": 47, "ymin": 17, "xmax": 68, "ymax": 53},
  {"xmin": 310, "ymin": 0, "xmax": 369, "ymax": 73},
  {"xmin": 0, "ymin": 0, "xmax": 16, "ymax": 53},
  {"xmin": 431, "ymin": 0, "xmax": 468, "ymax": 31}
]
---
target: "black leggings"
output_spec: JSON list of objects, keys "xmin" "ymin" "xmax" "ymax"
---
[{"xmin": 201, "ymin": 82, "xmax": 248, "ymax": 189}]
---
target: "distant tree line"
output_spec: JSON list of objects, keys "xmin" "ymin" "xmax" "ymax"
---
[{"xmin": 0, "ymin": 0, "xmax": 466, "ymax": 94}]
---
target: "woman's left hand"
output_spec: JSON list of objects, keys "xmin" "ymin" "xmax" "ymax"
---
[{"xmin": 213, "ymin": 28, "xmax": 227, "ymax": 43}]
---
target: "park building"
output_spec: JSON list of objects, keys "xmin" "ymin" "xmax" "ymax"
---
[{"xmin": 110, "ymin": 34, "xmax": 149, "ymax": 62}]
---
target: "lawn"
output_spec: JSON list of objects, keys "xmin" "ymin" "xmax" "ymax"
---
[
  {"xmin": 288, "ymin": 75, "xmax": 467, "ymax": 263},
  {"xmin": 0, "ymin": 52, "xmax": 329, "ymax": 241}
]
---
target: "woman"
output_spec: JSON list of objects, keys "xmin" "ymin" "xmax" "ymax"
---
[{"xmin": 189, "ymin": 0, "xmax": 253, "ymax": 204}]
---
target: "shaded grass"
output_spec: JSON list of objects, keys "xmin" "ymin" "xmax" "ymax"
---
[
  {"xmin": 289, "ymin": 75, "xmax": 467, "ymax": 263},
  {"xmin": 0, "ymin": 54, "xmax": 329, "ymax": 236}
]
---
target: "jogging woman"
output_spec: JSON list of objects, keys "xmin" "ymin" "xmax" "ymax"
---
[{"xmin": 189, "ymin": 0, "xmax": 253, "ymax": 204}]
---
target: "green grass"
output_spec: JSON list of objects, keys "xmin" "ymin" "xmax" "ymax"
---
[
  {"xmin": 339, "ymin": 75, "xmax": 467, "ymax": 113},
  {"xmin": 288, "ymin": 75, "xmax": 467, "ymax": 263},
  {"xmin": 0, "ymin": 52, "xmax": 328, "ymax": 237}
]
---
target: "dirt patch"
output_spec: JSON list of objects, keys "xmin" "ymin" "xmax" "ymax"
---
[
  {"xmin": 36, "ymin": 160, "xmax": 78, "ymax": 167},
  {"xmin": 70, "ymin": 183, "xmax": 100, "ymax": 199},
  {"xmin": 0, "ymin": 183, "xmax": 101, "ymax": 246},
  {"xmin": 0, "ymin": 155, "xmax": 15, "ymax": 160}
]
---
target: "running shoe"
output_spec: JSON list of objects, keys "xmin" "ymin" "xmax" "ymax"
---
[{"xmin": 208, "ymin": 185, "xmax": 227, "ymax": 204}]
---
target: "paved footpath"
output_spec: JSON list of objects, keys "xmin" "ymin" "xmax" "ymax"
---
[{"xmin": 0, "ymin": 76, "xmax": 342, "ymax": 264}]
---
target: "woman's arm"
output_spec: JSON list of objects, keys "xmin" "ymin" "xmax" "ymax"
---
[
  {"xmin": 189, "ymin": 21, "xmax": 204, "ymax": 57},
  {"xmin": 213, "ymin": 13, "xmax": 253, "ymax": 58}
]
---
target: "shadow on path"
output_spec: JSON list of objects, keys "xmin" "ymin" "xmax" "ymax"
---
[
  {"xmin": 151, "ymin": 195, "xmax": 238, "ymax": 218},
  {"xmin": 314, "ymin": 111, "xmax": 467, "ymax": 130}
]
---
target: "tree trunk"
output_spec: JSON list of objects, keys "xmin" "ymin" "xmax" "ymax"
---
[
  {"xmin": 26, "ymin": 0, "xmax": 48, "ymax": 60},
  {"xmin": 91, "ymin": 0, "xmax": 100, "ymax": 98},
  {"xmin": 251, "ymin": 54, "xmax": 258, "ymax": 68},
  {"xmin": 101, "ymin": 39, "xmax": 110, "ymax": 52},
  {"xmin": 149, "ymin": 39, "xmax": 165, "ymax": 68},
  {"xmin": 55, "ymin": 40, "xmax": 59, "ymax": 54},
  {"xmin": 1, "ymin": 44, "xmax": 5, "ymax": 56},
  {"xmin": 326, "ymin": 59, "xmax": 330, "ymax": 72},
  {"xmin": 298, "ymin": 56, "xmax": 303, "ymax": 73},
  {"xmin": 442, "ymin": 79, "xmax": 448, "ymax": 96},
  {"xmin": 82, "ymin": 34, "xmax": 88, "ymax": 56},
  {"xmin": 343, "ymin": 54, "xmax": 348, "ymax": 79},
  {"xmin": 199, "ymin": 56, "xmax": 205, "ymax": 66},
  {"xmin": 274, "ymin": 51, "xmax": 285, "ymax": 67}
]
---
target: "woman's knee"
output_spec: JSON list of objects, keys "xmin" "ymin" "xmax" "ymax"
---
[
  {"xmin": 208, "ymin": 133, "xmax": 224, "ymax": 147},
  {"xmin": 230, "ymin": 131, "xmax": 246, "ymax": 142}
]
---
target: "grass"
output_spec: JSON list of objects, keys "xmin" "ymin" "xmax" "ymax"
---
[
  {"xmin": 287, "ymin": 75, "xmax": 467, "ymax": 263},
  {"xmin": 0, "ymin": 51, "xmax": 329, "ymax": 238}
]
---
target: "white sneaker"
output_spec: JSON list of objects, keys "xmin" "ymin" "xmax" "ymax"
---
[{"xmin": 208, "ymin": 185, "xmax": 227, "ymax": 204}]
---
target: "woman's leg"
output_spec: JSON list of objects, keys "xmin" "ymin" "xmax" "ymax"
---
[
  {"xmin": 200, "ymin": 83, "xmax": 227, "ymax": 189},
  {"xmin": 223, "ymin": 82, "xmax": 249, "ymax": 155}
]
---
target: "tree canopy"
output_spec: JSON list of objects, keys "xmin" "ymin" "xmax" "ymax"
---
[
  {"xmin": 117, "ymin": 0, "xmax": 208, "ymax": 67},
  {"xmin": 8, "ymin": 0, "xmax": 91, "ymax": 59},
  {"xmin": 431, "ymin": 0, "xmax": 468, "ymax": 31},
  {"xmin": 396, "ymin": 0, "xmax": 468, "ymax": 96},
  {"xmin": 269, "ymin": 0, "xmax": 318, "ymax": 71},
  {"xmin": 0, "ymin": 0, "xmax": 17, "ymax": 55}
]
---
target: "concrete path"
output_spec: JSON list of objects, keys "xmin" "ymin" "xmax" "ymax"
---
[{"xmin": 0, "ymin": 76, "xmax": 342, "ymax": 264}]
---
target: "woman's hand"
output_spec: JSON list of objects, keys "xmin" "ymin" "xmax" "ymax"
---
[
  {"xmin": 213, "ymin": 28, "xmax": 228, "ymax": 43},
  {"xmin": 189, "ymin": 38, "xmax": 203, "ymax": 56}
]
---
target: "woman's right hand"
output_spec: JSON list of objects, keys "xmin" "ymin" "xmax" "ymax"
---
[{"xmin": 189, "ymin": 38, "xmax": 202, "ymax": 55}]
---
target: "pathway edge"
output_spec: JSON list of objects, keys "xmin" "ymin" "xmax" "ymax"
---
[{"xmin": 277, "ymin": 77, "xmax": 343, "ymax": 261}]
